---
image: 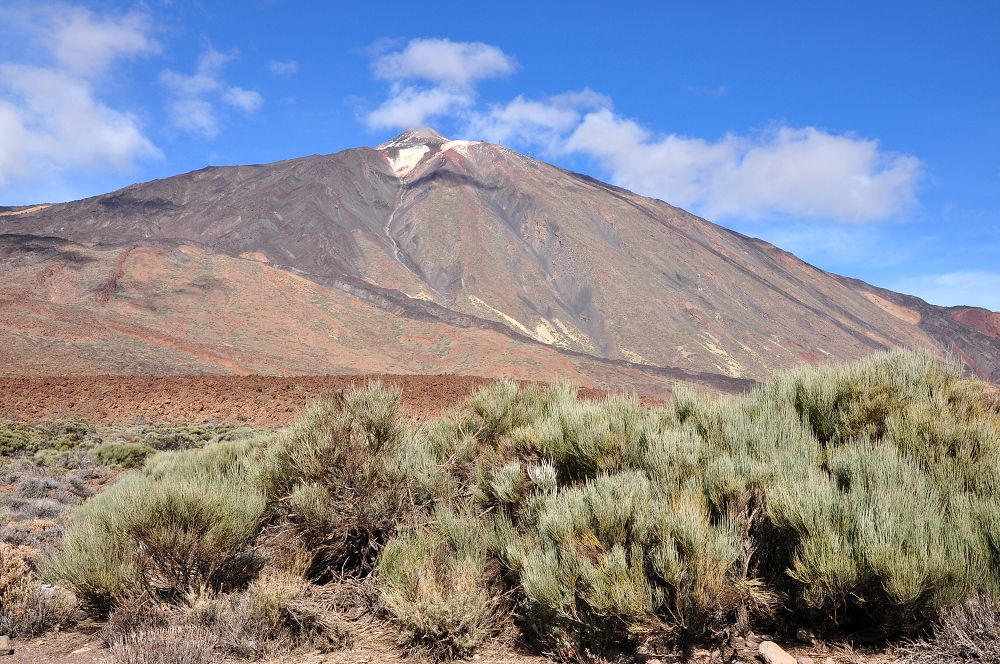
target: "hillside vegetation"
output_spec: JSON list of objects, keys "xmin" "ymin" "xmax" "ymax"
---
[{"xmin": 9, "ymin": 350, "xmax": 999, "ymax": 661}]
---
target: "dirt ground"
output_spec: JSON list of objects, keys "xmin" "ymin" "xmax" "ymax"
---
[
  {"xmin": 4, "ymin": 628, "xmax": 897, "ymax": 664},
  {"xmin": 3, "ymin": 628, "xmax": 553, "ymax": 664},
  {"xmin": 0, "ymin": 374, "xmax": 641, "ymax": 427}
]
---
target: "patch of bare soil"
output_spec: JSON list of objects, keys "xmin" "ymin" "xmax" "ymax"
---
[{"xmin": 0, "ymin": 374, "xmax": 632, "ymax": 427}]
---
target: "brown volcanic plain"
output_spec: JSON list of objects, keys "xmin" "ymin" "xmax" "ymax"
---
[{"xmin": 1, "ymin": 128, "xmax": 998, "ymax": 395}]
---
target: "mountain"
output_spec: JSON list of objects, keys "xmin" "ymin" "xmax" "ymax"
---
[{"xmin": 1, "ymin": 128, "xmax": 998, "ymax": 389}]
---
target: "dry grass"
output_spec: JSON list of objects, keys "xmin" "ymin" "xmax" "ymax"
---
[
  {"xmin": 0, "ymin": 541, "xmax": 75, "ymax": 638},
  {"xmin": 108, "ymin": 625, "xmax": 219, "ymax": 664},
  {"xmin": 894, "ymin": 594, "xmax": 1000, "ymax": 663}
]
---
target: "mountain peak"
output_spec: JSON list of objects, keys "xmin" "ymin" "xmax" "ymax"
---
[{"xmin": 377, "ymin": 127, "xmax": 449, "ymax": 151}]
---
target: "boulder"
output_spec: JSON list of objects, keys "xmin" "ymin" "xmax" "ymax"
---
[{"xmin": 759, "ymin": 641, "xmax": 796, "ymax": 664}]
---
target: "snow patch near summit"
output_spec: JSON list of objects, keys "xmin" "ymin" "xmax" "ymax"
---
[
  {"xmin": 387, "ymin": 145, "xmax": 430, "ymax": 177},
  {"xmin": 441, "ymin": 139, "xmax": 477, "ymax": 154}
]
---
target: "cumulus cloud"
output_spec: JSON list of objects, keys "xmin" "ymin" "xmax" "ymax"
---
[
  {"xmin": 563, "ymin": 111, "xmax": 922, "ymax": 222},
  {"xmin": 366, "ymin": 87, "xmax": 473, "ymax": 130},
  {"xmin": 366, "ymin": 38, "xmax": 515, "ymax": 129},
  {"xmin": 47, "ymin": 5, "xmax": 159, "ymax": 77},
  {"xmin": 161, "ymin": 48, "xmax": 263, "ymax": 137},
  {"xmin": 373, "ymin": 38, "xmax": 515, "ymax": 88},
  {"xmin": 892, "ymin": 271, "xmax": 1000, "ymax": 310},
  {"xmin": 0, "ymin": 4, "xmax": 160, "ymax": 191},
  {"xmin": 268, "ymin": 59, "xmax": 299, "ymax": 76},
  {"xmin": 364, "ymin": 37, "xmax": 921, "ymax": 224},
  {"xmin": 468, "ymin": 89, "xmax": 611, "ymax": 146}
]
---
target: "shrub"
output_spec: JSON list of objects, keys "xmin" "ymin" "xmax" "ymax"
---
[
  {"xmin": 47, "ymin": 467, "xmax": 265, "ymax": 611},
  {"xmin": 183, "ymin": 570, "xmax": 351, "ymax": 658},
  {"xmin": 0, "ymin": 461, "xmax": 95, "ymax": 549},
  {"xmin": 93, "ymin": 442, "xmax": 155, "ymax": 468},
  {"xmin": 108, "ymin": 625, "xmax": 218, "ymax": 664},
  {"xmin": 499, "ymin": 471, "xmax": 747, "ymax": 657},
  {"xmin": 0, "ymin": 420, "xmax": 94, "ymax": 456},
  {"xmin": 377, "ymin": 512, "xmax": 508, "ymax": 660},
  {"xmin": 257, "ymin": 383, "xmax": 409, "ymax": 579},
  {"xmin": 130, "ymin": 423, "xmax": 259, "ymax": 452},
  {"xmin": 0, "ymin": 542, "xmax": 75, "ymax": 638},
  {"xmin": 895, "ymin": 594, "xmax": 1000, "ymax": 663},
  {"xmin": 42, "ymin": 350, "xmax": 1000, "ymax": 661}
]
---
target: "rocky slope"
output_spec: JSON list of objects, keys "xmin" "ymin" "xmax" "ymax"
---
[{"xmin": 1, "ymin": 128, "xmax": 997, "ymax": 384}]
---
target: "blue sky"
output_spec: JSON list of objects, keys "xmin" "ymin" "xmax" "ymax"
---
[{"xmin": 1, "ymin": 1, "xmax": 998, "ymax": 310}]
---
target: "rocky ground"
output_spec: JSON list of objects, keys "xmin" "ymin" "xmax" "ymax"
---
[{"xmin": 0, "ymin": 374, "xmax": 639, "ymax": 427}]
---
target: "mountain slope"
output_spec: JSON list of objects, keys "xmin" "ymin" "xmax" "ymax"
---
[
  {"xmin": 2, "ymin": 128, "xmax": 997, "ymax": 383},
  {"xmin": 0, "ymin": 234, "xmax": 746, "ymax": 396}
]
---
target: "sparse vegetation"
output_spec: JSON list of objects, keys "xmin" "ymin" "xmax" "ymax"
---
[
  {"xmin": 894, "ymin": 594, "xmax": 1000, "ymax": 663},
  {"xmin": 108, "ymin": 624, "xmax": 219, "ymax": 664},
  {"xmin": 0, "ymin": 542, "xmax": 75, "ymax": 638},
  {"xmin": 21, "ymin": 351, "xmax": 1000, "ymax": 661}
]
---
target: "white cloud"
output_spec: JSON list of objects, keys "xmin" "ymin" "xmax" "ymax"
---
[
  {"xmin": 165, "ymin": 98, "xmax": 218, "ymax": 138},
  {"xmin": 893, "ymin": 271, "xmax": 1000, "ymax": 311},
  {"xmin": 467, "ymin": 89, "xmax": 610, "ymax": 146},
  {"xmin": 224, "ymin": 87, "xmax": 263, "ymax": 114},
  {"xmin": 366, "ymin": 38, "xmax": 516, "ymax": 130},
  {"xmin": 373, "ymin": 38, "xmax": 514, "ymax": 88},
  {"xmin": 366, "ymin": 87, "xmax": 473, "ymax": 130},
  {"xmin": 161, "ymin": 48, "xmax": 263, "ymax": 137},
  {"xmin": 0, "ymin": 5, "xmax": 159, "ymax": 192},
  {"xmin": 268, "ymin": 59, "xmax": 299, "ymax": 76},
  {"xmin": 563, "ymin": 110, "xmax": 922, "ymax": 223},
  {"xmin": 364, "ymin": 37, "xmax": 920, "ymax": 224},
  {"xmin": 47, "ymin": 5, "xmax": 158, "ymax": 77}
]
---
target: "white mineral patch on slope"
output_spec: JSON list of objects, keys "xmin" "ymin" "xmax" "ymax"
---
[
  {"xmin": 620, "ymin": 348, "xmax": 651, "ymax": 365},
  {"xmin": 386, "ymin": 145, "xmax": 430, "ymax": 177},
  {"xmin": 701, "ymin": 331, "xmax": 745, "ymax": 377},
  {"xmin": 441, "ymin": 139, "xmax": 477, "ymax": 154},
  {"xmin": 533, "ymin": 320, "xmax": 559, "ymax": 345},
  {"xmin": 552, "ymin": 318, "xmax": 595, "ymax": 350},
  {"xmin": 468, "ymin": 296, "xmax": 533, "ymax": 335}
]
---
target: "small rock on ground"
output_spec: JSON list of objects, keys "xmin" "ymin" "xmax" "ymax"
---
[{"xmin": 759, "ymin": 641, "xmax": 796, "ymax": 664}]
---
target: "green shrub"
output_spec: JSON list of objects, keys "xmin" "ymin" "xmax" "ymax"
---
[
  {"xmin": 47, "ymin": 466, "xmax": 265, "ymax": 611},
  {"xmin": 257, "ymin": 383, "xmax": 409, "ymax": 579},
  {"xmin": 93, "ymin": 442, "xmax": 155, "ymax": 468},
  {"xmin": 130, "ymin": 423, "xmax": 259, "ymax": 451},
  {"xmin": 0, "ymin": 419, "xmax": 94, "ymax": 456},
  {"xmin": 458, "ymin": 350, "xmax": 999, "ymax": 654},
  {"xmin": 43, "ymin": 351, "xmax": 1000, "ymax": 661}
]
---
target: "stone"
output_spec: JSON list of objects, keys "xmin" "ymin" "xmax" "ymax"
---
[
  {"xmin": 759, "ymin": 641, "xmax": 796, "ymax": 664},
  {"xmin": 0, "ymin": 635, "xmax": 12, "ymax": 656},
  {"xmin": 797, "ymin": 658, "xmax": 816, "ymax": 664},
  {"xmin": 795, "ymin": 627, "xmax": 817, "ymax": 644}
]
